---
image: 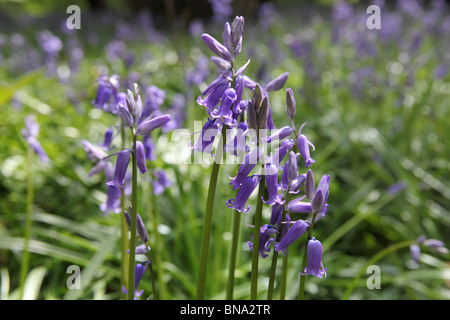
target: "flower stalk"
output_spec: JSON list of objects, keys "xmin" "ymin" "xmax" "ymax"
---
[
  {"xmin": 127, "ymin": 131, "xmax": 138, "ymax": 300},
  {"xmin": 18, "ymin": 143, "xmax": 34, "ymax": 300},
  {"xmin": 196, "ymin": 124, "xmax": 227, "ymax": 300}
]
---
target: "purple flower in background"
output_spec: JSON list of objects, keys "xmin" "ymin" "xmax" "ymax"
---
[
  {"xmin": 142, "ymin": 85, "xmax": 166, "ymax": 119},
  {"xmin": 92, "ymin": 75, "xmax": 121, "ymax": 113},
  {"xmin": 21, "ymin": 115, "xmax": 49, "ymax": 162},
  {"xmin": 434, "ymin": 64, "xmax": 449, "ymax": 79},
  {"xmin": 208, "ymin": 0, "xmax": 233, "ymax": 25},
  {"xmin": 301, "ymin": 237, "xmax": 327, "ymax": 278},
  {"xmin": 153, "ymin": 169, "xmax": 171, "ymax": 195}
]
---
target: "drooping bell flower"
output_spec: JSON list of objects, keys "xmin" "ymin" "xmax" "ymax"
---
[
  {"xmin": 301, "ymin": 237, "xmax": 327, "ymax": 278},
  {"xmin": 248, "ymin": 224, "xmax": 278, "ymax": 258},
  {"xmin": 297, "ymin": 123, "xmax": 316, "ymax": 168},
  {"xmin": 313, "ymin": 174, "xmax": 330, "ymax": 217},
  {"xmin": 100, "ymin": 185, "xmax": 121, "ymax": 214},
  {"xmin": 82, "ymin": 140, "xmax": 108, "ymax": 162},
  {"xmin": 22, "ymin": 115, "xmax": 49, "ymax": 162},
  {"xmin": 268, "ymin": 138, "xmax": 294, "ymax": 169},
  {"xmin": 287, "ymin": 198, "xmax": 313, "ymax": 213},
  {"xmin": 210, "ymin": 88, "xmax": 237, "ymax": 127},
  {"xmin": 262, "ymin": 163, "xmax": 283, "ymax": 205},
  {"xmin": 275, "ymin": 219, "xmax": 310, "ymax": 255},
  {"xmin": 191, "ymin": 118, "xmax": 221, "ymax": 155},
  {"xmin": 228, "ymin": 147, "xmax": 261, "ymax": 190},
  {"xmin": 122, "ymin": 263, "xmax": 147, "ymax": 300},
  {"xmin": 135, "ymin": 141, "xmax": 146, "ymax": 174},
  {"xmin": 106, "ymin": 150, "xmax": 131, "ymax": 189},
  {"xmin": 267, "ymin": 126, "xmax": 294, "ymax": 143},
  {"xmin": 196, "ymin": 76, "xmax": 230, "ymax": 117},
  {"xmin": 226, "ymin": 175, "xmax": 261, "ymax": 213},
  {"xmin": 100, "ymin": 127, "xmax": 114, "ymax": 150},
  {"xmin": 153, "ymin": 169, "xmax": 171, "ymax": 195},
  {"xmin": 270, "ymin": 202, "xmax": 283, "ymax": 226}
]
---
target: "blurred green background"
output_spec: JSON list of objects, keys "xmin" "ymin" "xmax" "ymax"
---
[{"xmin": 0, "ymin": 0, "xmax": 449, "ymax": 300}]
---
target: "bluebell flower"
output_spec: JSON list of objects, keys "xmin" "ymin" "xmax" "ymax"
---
[
  {"xmin": 228, "ymin": 147, "xmax": 261, "ymax": 190},
  {"xmin": 262, "ymin": 163, "xmax": 283, "ymax": 205},
  {"xmin": 275, "ymin": 219, "xmax": 310, "ymax": 255},
  {"xmin": 248, "ymin": 224, "xmax": 278, "ymax": 258},
  {"xmin": 100, "ymin": 185, "xmax": 121, "ymax": 214},
  {"xmin": 100, "ymin": 127, "xmax": 114, "ymax": 150},
  {"xmin": 191, "ymin": 118, "xmax": 221, "ymax": 155},
  {"xmin": 226, "ymin": 175, "xmax": 261, "ymax": 213},
  {"xmin": 268, "ymin": 138, "xmax": 294, "ymax": 170},
  {"xmin": 196, "ymin": 75, "xmax": 230, "ymax": 117},
  {"xmin": 136, "ymin": 114, "xmax": 172, "ymax": 136},
  {"xmin": 106, "ymin": 150, "xmax": 131, "ymax": 189},
  {"xmin": 285, "ymin": 88, "xmax": 296, "ymax": 121},
  {"xmin": 92, "ymin": 75, "xmax": 120, "ymax": 113},
  {"xmin": 135, "ymin": 141, "xmax": 146, "ymax": 174},
  {"xmin": 136, "ymin": 213, "xmax": 148, "ymax": 244},
  {"xmin": 122, "ymin": 263, "xmax": 147, "ymax": 300},
  {"xmin": 21, "ymin": 115, "xmax": 49, "ymax": 162},
  {"xmin": 210, "ymin": 88, "xmax": 237, "ymax": 127},
  {"xmin": 301, "ymin": 237, "xmax": 327, "ymax": 278},
  {"xmin": 297, "ymin": 123, "xmax": 316, "ymax": 168},
  {"xmin": 153, "ymin": 169, "xmax": 171, "ymax": 195}
]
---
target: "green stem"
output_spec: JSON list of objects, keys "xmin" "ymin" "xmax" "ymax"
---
[
  {"xmin": 298, "ymin": 210, "xmax": 319, "ymax": 300},
  {"xmin": 120, "ymin": 122, "xmax": 129, "ymax": 300},
  {"xmin": 19, "ymin": 144, "xmax": 34, "ymax": 299},
  {"xmin": 144, "ymin": 243, "xmax": 157, "ymax": 300},
  {"xmin": 280, "ymin": 254, "xmax": 288, "ymax": 300},
  {"xmin": 196, "ymin": 125, "xmax": 227, "ymax": 300},
  {"xmin": 148, "ymin": 170, "xmax": 166, "ymax": 300},
  {"xmin": 267, "ymin": 192, "xmax": 292, "ymax": 300},
  {"xmin": 250, "ymin": 173, "xmax": 266, "ymax": 300},
  {"xmin": 127, "ymin": 132, "xmax": 138, "ymax": 300},
  {"xmin": 341, "ymin": 240, "xmax": 415, "ymax": 300},
  {"xmin": 226, "ymin": 210, "xmax": 241, "ymax": 299}
]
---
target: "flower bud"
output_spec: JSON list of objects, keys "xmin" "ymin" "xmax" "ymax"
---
[
  {"xmin": 286, "ymin": 88, "xmax": 296, "ymax": 120},
  {"xmin": 246, "ymin": 100, "xmax": 258, "ymax": 132},
  {"xmin": 201, "ymin": 33, "xmax": 232, "ymax": 61},
  {"xmin": 257, "ymin": 96, "xmax": 269, "ymax": 128},
  {"xmin": 305, "ymin": 169, "xmax": 315, "ymax": 200},
  {"xmin": 251, "ymin": 84, "xmax": 263, "ymax": 111},
  {"xmin": 265, "ymin": 72, "xmax": 289, "ymax": 92},
  {"xmin": 136, "ymin": 114, "xmax": 171, "ymax": 136},
  {"xmin": 136, "ymin": 213, "xmax": 148, "ymax": 244}
]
